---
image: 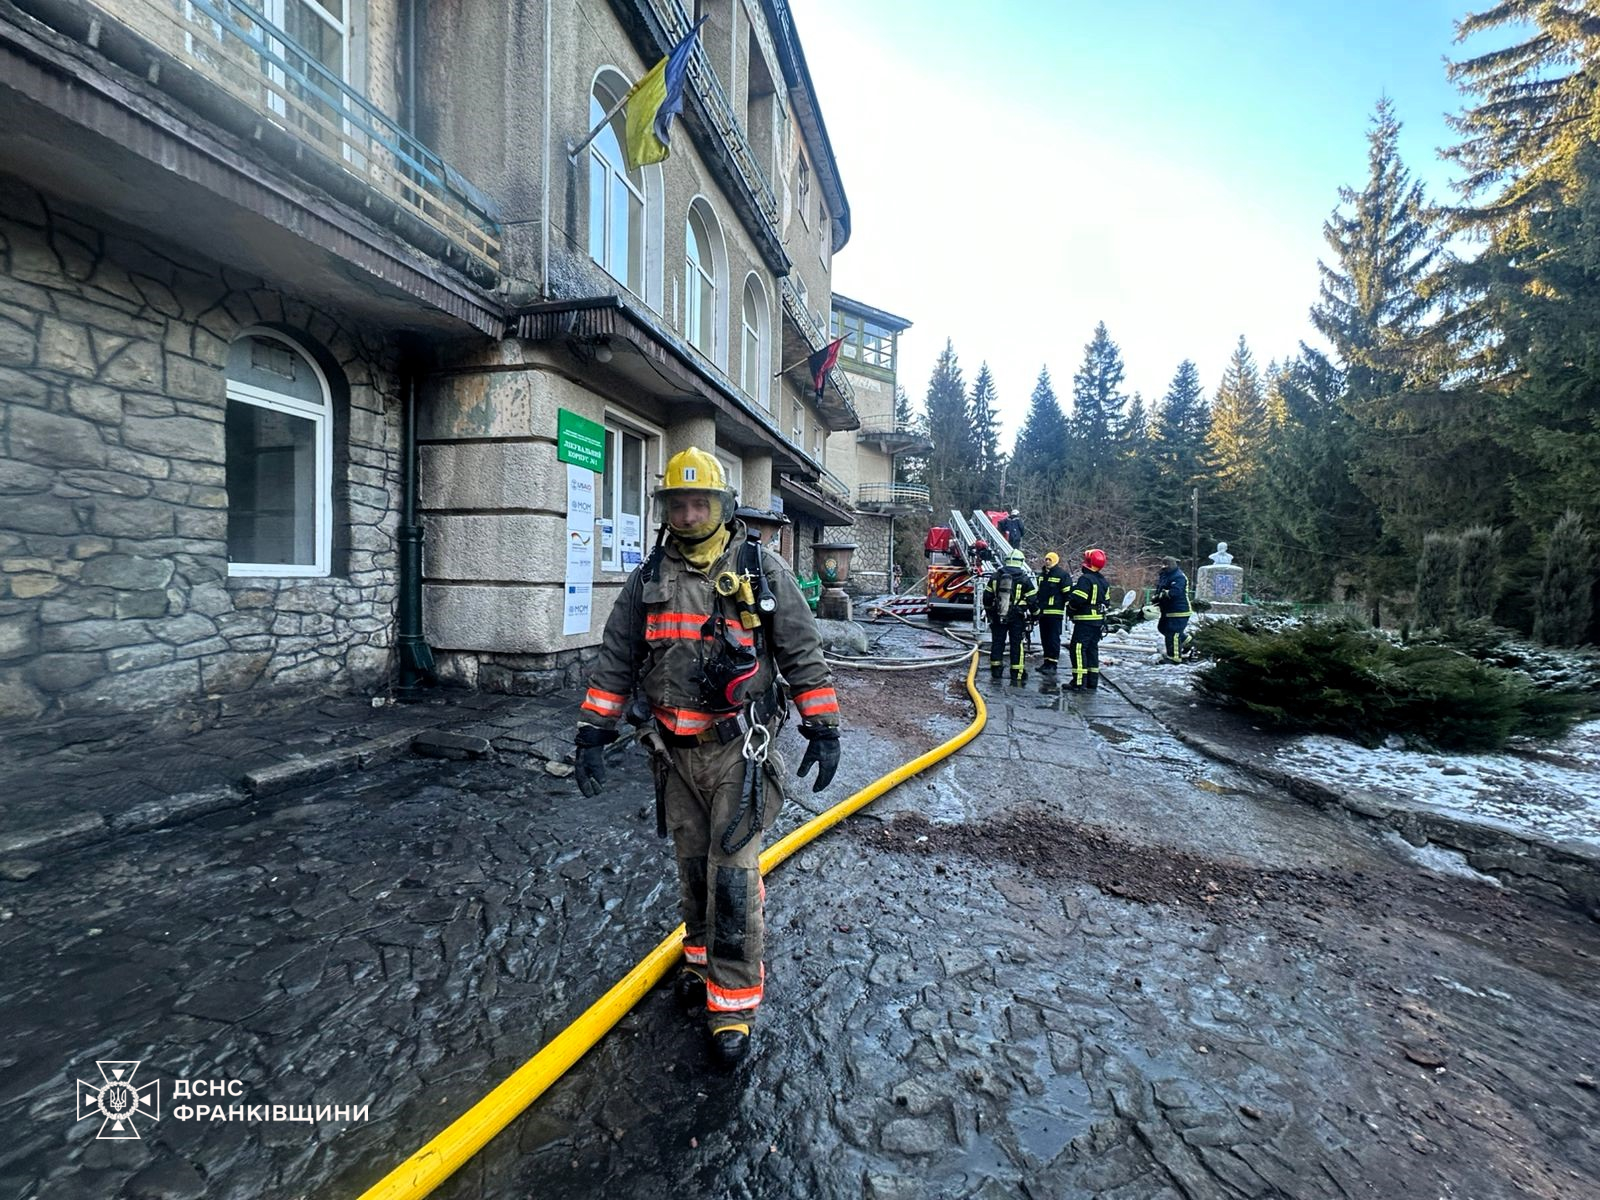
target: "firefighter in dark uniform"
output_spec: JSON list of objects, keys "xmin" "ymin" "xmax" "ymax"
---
[
  {"xmin": 574, "ymin": 448, "xmax": 841, "ymax": 1068},
  {"xmin": 1066, "ymin": 548, "xmax": 1111, "ymax": 690},
  {"xmin": 1154, "ymin": 556, "xmax": 1193, "ymax": 664},
  {"xmin": 984, "ymin": 549, "xmax": 1035, "ymax": 684},
  {"xmin": 998, "ymin": 508, "xmax": 1025, "ymax": 551},
  {"xmin": 1033, "ymin": 551, "xmax": 1070, "ymax": 676}
]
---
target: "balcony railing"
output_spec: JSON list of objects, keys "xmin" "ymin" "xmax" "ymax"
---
[
  {"xmin": 857, "ymin": 482, "xmax": 931, "ymax": 510},
  {"xmin": 817, "ymin": 469, "xmax": 851, "ymax": 503},
  {"xmin": 780, "ymin": 277, "xmax": 855, "ymax": 408},
  {"xmin": 94, "ymin": 0, "xmax": 501, "ymax": 273},
  {"xmin": 856, "ymin": 421, "xmax": 933, "ymax": 454},
  {"xmin": 654, "ymin": 1, "xmax": 782, "ymax": 234}
]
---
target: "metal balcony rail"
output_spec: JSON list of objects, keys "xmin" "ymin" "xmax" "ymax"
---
[
  {"xmin": 858, "ymin": 482, "xmax": 931, "ymax": 507},
  {"xmin": 95, "ymin": 0, "xmax": 502, "ymax": 271},
  {"xmin": 816, "ymin": 469, "xmax": 851, "ymax": 502},
  {"xmin": 856, "ymin": 420, "xmax": 931, "ymax": 440},
  {"xmin": 656, "ymin": 0, "xmax": 781, "ymax": 231},
  {"xmin": 779, "ymin": 277, "xmax": 855, "ymax": 406}
]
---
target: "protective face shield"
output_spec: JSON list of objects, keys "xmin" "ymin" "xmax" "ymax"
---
[{"xmin": 654, "ymin": 447, "xmax": 735, "ymax": 542}]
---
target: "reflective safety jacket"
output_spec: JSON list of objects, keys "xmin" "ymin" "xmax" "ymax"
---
[
  {"xmin": 982, "ymin": 565, "xmax": 1034, "ymax": 624},
  {"xmin": 1067, "ymin": 568, "xmax": 1111, "ymax": 622},
  {"xmin": 1155, "ymin": 566, "xmax": 1192, "ymax": 617},
  {"xmin": 579, "ymin": 520, "xmax": 840, "ymax": 737},
  {"xmin": 1033, "ymin": 565, "xmax": 1071, "ymax": 616}
]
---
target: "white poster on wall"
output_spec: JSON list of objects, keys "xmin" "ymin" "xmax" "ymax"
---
[
  {"xmin": 619, "ymin": 512, "xmax": 643, "ymax": 568},
  {"xmin": 564, "ymin": 463, "xmax": 595, "ymax": 635}
]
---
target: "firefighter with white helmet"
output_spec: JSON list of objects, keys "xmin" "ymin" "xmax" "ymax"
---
[
  {"xmin": 574, "ymin": 447, "xmax": 841, "ymax": 1068},
  {"xmin": 983, "ymin": 548, "xmax": 1035, "ymax": 685}
]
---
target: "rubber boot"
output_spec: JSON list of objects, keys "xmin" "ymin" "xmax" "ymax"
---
[
  {"xmin": 710, "ymin": 1022, "xmax": 751, "ymax": 1069},
  {"xmin": 674, "ymin": 967, "xmax": 706, "ymax": 1013}
]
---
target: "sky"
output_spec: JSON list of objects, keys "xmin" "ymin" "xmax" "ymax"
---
[{"xmin": 794, "ymin": 0, "xmax": 1475, "ymax": 443}]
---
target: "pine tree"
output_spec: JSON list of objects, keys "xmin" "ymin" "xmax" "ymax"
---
[
  {"xmin": 1206, "ymin": 336, "xmax": 1267, "ymax": 489},
  {"xmin": 1455, "ymin": 525, "xmax": 1502, "ymax": 621},
  {"xmin": 1533, "ymin": 512, "xmax": 1595, "ymax": 647},
  {"xmin": 922, "ymin": 340, "xmax": 975, "ymax": 515},
  {"xmin": 1068, "ymin": 321, "xmax": 1125, "ymax": 485},
  {"xmin": 1415, "ymin": 532, "xmax": 1460, "ymax": 629},
  {"xmin": 967, "ymin": 363, "xmax": 1004, "ymax": 506},
  {"xmin": 1149, "ymin": 360, "xmax": 1210, "ymax": 557},
  {"xmin": 1010, "ymin": 368, "xmax": 1070, "ymax": 502},
  {"xmin": 892, "ymin": 384, "xmax": 926, "ymax": 489}
]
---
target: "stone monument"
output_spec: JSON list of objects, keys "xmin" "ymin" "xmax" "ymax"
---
[{"xmin": 1195, "ymin": 542, "xmax": 1246, "ymax": 611}]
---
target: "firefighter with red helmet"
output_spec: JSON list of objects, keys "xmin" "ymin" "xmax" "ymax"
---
[
  {"xmin": 1066, "ymin": 548, "xmax": 1111, "ymax": 690},
  {"xmin": 574, "ymin": 447, "xmax": 841, "ymax": 1069}
]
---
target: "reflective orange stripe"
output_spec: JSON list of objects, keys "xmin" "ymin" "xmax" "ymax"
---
[
  {"xmin": 794, "ymin": 687, "xmax": 839, "ymax": 716},
  {"xmin": 644, "ymin": 611, "xmax": 752, "ymax": 645},
  {"xmin": 683, "ymin": 943, "xmax": 707, "ymax": 965},
  {"xmin": 706, "ymin": 968, "xmax": 765, "ymax": 1012},
  {"xmin": 654, "ymin": 706, "xmax": 716, "ymax": 734},
  {"xmin": 581, "ymin": 688, "xmax": 625, "ymax": 718}
]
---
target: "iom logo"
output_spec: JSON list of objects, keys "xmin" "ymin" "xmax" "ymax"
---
[{"xmin": 76, "ymin": 1060, "xmax": 159, "ymax": 1139}]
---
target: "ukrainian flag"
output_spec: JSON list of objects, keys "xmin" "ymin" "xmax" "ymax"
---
[{"xmin": 624, "ymin": 19, "xmax": 707, "ymax": 171}]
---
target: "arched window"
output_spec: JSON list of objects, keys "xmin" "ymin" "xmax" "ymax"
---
[
  {"xmin": 225, "ymin": 330, "xmax": 333, "ymax": 577},
  {"xmin": 589, "ymin": 75, "xmax": 645, "ymax": 293},
  {"xmin": 740, "ymin": 274, "xmax": 771, "ymax": 409},
  {"xmin": 685, "ymin": 204, "xmax": 717, "ymax": 357}
]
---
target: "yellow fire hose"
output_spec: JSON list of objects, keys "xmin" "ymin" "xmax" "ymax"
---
[{"xmin": 354, "ymin": 649, "xmax": 989, "ymax": 1200}]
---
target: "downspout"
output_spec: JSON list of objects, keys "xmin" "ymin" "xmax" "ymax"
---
[
  {"xmin": 397, "ymin": 368, "xmax": 437, "ymax": 694},
  {"xmin": 540, "ymin": 0, "xmax": 552, "ymax": 296}
]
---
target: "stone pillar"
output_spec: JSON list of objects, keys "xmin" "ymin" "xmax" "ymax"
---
[
  {"xmin": 741, "ymin": 451, "xmax": 773, "ymax": 508},
  {"xmin": 664, "ymin": 411, "xmax": 718, "ymax": 461}
]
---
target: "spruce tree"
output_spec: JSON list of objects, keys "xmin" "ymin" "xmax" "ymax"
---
[
  {"xmin": 1455, "ymin": 525, "xmax": 1502, "ymax": 621},
  {"xmin": 967, "ymin": 363, "xmax": 1004, "ymax": 506},
  {"xmin": 1203, "ymin": 336, "xmax": 1267, "ymax": 544},
  {"xmin": 1445, "ymin": 8, "xmax": 1600, "ymax": 536},
  {"xmin": 922, "ymin": 340, "xmax": 975, "ymax": 515},
  {"xmin": 1415, "ymin": 532, "xmax": 1460, "ymax": 629},
  {"xmin": 1533, "ymin": 512, "xmax": 1595, "ymax": 647},
  {"xmin": 1010, "ymin": 368, "xmax": 1070, "ymax": 503},
  {"xmin": 1150, "ymin": 360, "xmax": 1210, "ymax": 557},
  {"xmin": 1068, "ymin": 321, "xmax": 1125, "ymax": 485}
]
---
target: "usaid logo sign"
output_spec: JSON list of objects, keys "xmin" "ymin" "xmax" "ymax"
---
[{"xmin": 76, "ymin": 1060, "xmax": 159, "ymax": 1139}]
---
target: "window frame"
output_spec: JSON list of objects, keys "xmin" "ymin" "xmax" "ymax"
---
[
  {"xmin": 589, "ymin": 77, "xmax": 647, "ymax": 295},
  {"xmin": 599, "ymin": 412, "xmax": 662, "ymax": 574},
  {"xmin": 739, "ymin": 274, "xmax": 771, "ymax": 410},
  {"xmin": 685, "ymin": 206, "xmax": 716, "ymax": 358},
  {"xmin": 225, "ymin": 329, "xmax": 334, "ymax": 579}
]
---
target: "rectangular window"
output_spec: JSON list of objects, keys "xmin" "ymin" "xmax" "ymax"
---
[
  {"xmin": 791, "ymin": 397, "xmax": 804, "ymax": 446},
  {"xmin": 601, "ymin": 422, "xmax": 650, "ymax": 572},
  {"xmin": 796, "ymin": 152, "xmax": 810, "ymax": 226},
  {"xmin": 225, "ymin": 392, "xmax": 329, "ymax": 575},
  {"xmin": 716, "ymin": 451, "xmax": 742, "ymax": 502}
]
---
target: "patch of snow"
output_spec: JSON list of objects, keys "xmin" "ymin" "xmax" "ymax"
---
[{"xmin": 1379, "ymin": 831, "xmax": 1503, "ymax": 888}]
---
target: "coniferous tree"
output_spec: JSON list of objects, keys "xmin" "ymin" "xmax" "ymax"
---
[
  {"xmin": 1068, "ymin": 322, "xmax": 1125, "ymax": 485},
  {"xmin": 1455, "ymin": 525, "xmax": 1503, "ymax": 622},
  {"xmin": 922, "ymin": 340, "xmax": 975, "ymax": 515},
  {"xmin": 1533, "ymin": 512, "xmax": 1595, "ymax": 647},
  {"xmin": 1010, "ymin": 368, "xmax": 1070, "ymax": 503},
  {"xmin": 1204, "ymin": 336, "xmax": 1267, "ymax": 544},
  {"xmin": 967, "ymin": 363, "xmax": 1004, "ymax": 506},
  {"xmin": 1444, "ymin": 7, "xmax": 1600, "ymax": 535},
  {"xmin": 892, "ymin": 384, "xmax": 926, "ymax": 489},
  {"xmin": 1149, "ymin": 360, "xmax": 1210, "ymax": 557},
  {"xmin": 1415, "ymin": 533, "xmax": 1460, "ymax": 629}
]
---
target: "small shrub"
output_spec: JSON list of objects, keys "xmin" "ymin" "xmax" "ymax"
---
[
  {"xmin": 1534, "ymin": 511, "xmax": 1595, "ymax": 647},
  {"xmin": 1414, "ymin": 532, "xmax": 1459, "ymax": 629},
  {"xmin": 1455, "ymin": 525, "xmax": 1502, "ymax": 620},
  {"xmin": 1190, "ymin": 619, "xmax": 1593, "ymax": 751}
]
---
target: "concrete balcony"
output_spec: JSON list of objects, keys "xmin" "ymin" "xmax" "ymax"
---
[
  {"xmin": 856, "ymin": 482, "xmax": 931, "ymax": 514},
  {"xmin": 22, "ymin": 0, "xmax": 502, "ymax": 282},
  {"xmin": 856, "ymin": 421, "xmax": 933, "ymax": 455}
]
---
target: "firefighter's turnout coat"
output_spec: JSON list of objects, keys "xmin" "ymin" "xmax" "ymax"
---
[
  {"xmin": 578, "ymin": 520, "xmax": 839, "ymax": 1023},
  {"xmin": 1066, "ymin": 567, "xmax": 1111, "ymax": 688},
  {"xmin": 1032, "ymin": 564, "xmax": 1071, "ymax": 669}
]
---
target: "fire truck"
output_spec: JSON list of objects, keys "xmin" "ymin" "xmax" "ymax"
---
[{"xmin": 924, "ymin": 509, "xmax": 1022, "ymax": 624}]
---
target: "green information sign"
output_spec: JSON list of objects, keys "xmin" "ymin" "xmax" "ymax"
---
[{"xmin": 557, "ymin": 408, "xmax": 606, "ymax": 473}]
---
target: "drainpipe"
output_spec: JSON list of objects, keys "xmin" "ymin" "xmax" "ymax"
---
[{"xmin": 397, "ymin": 369, "xmax": 437, "ymax": 694}]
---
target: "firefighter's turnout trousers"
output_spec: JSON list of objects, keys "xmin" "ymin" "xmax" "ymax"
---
[
  {"xmin": 664, "ymin": 732, "xmax": 772, "ymax": 1027},
  {"xmin": 990, "ymin": 616, "xmax": 1029, "ymax": 680},
  {"xmin": 1068, "ymin": 620, "xmax": 1103, "ymax": 689},
  {"xmin": 1038, "ymin": 615, "xmax": 1063, "ymax": 669}
]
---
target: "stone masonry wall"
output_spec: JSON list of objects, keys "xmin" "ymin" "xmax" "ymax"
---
[
  {"xmin": 827, "ymin": 513, "xmax": 892, "ymax": 597},
  {"xmin": 0, "ymin": 178, "xmax": 403, "ymax": 723}
]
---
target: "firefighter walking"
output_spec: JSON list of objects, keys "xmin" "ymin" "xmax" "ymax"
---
[
  {"xmin": 1033, "ymin": 551, "xmax": 1070, "ymax": 677},
  {"xmin": 574, "ymin": 448, "xmax": 841, "ymax": 1069},
  {"xmin": 1066, "ymin": 548, "xmax": 1111, "ymax": 690},
  {"xmin": 984, "ymin": 549, "xmax": 1035, "ymax": 685}
]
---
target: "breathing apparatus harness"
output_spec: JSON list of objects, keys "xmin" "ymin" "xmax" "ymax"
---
[{"xmin": 640, "ymin": 524, "xmax": 782, "ymax": 853}]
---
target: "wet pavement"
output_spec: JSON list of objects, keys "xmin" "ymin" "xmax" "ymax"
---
[{"xmin": 2, "ymin": 632, "xmax": 1598, "ymax": 1199}]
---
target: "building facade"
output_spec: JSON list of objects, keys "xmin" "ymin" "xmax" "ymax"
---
[{"xmin": 0, "ymin": 0, "xmax": 862, "ymax": 721}]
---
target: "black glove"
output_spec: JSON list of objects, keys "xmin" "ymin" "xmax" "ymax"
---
[
  {"xmin": 797, "ymin": 725, "xmax": 840, "ymax": 793},
  {"xmin": 574, "ymin": 726, "xmax": 618, "ymax": 798}
]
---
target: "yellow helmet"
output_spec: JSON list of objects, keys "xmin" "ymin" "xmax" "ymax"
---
[
  {"xmin": 1043, "ymin": 552, "xmax": 1060, "ymax": 569},
  {"xmin": 654, "ymin": 446, "xmax": 735, "ymax": 541}
]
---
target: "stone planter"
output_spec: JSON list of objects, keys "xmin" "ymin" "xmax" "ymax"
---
[{"xmin": 812, "ymin": 542, "xmax": 857, "ymax": 587}]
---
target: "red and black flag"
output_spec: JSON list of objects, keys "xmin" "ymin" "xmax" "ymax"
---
[{"xmin": 807, "ymin": 336, "xmax": 845, "ymax": 400}]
